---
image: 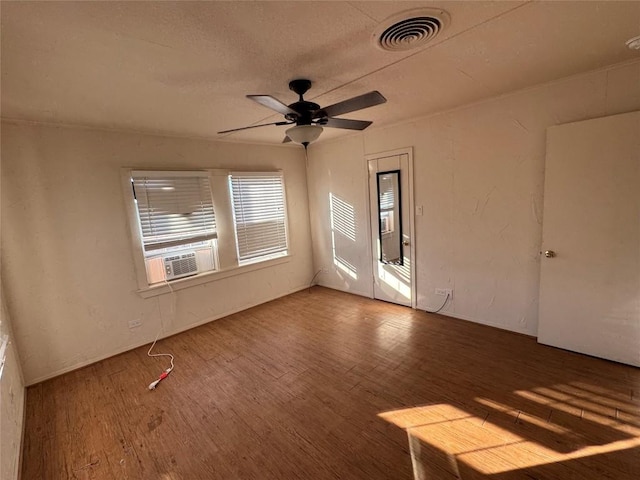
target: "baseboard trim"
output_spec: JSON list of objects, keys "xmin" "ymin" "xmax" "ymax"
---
[
  {"xmin": 315, "ymin": 281, "xmax": 372, "ymax": 300},
  {"xmin": 25, "ymin": 284, "xmax": 311, "ymax": 386},
  {"xmin": 420, "ymin": 307, "xmax": 537, "ymax": 338}
]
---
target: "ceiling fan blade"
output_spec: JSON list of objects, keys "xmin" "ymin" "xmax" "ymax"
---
[
  {"xmin": 247, "ymin": 95, "xmax": 299, "ymax": 116},
  {"xmin": 218, "ymin": 121, "xmax": 291, "ymax": 134},
  {"xmin": 323, "ymin": 118, "xmax": 372, "ymax": 130},
  {"xmin": 319, "ymin": 91, "xmax": 386, "ymax": 118},
  {"xmin": 282, "ymin": 136, "xmax": 292, "ymax": 143}
]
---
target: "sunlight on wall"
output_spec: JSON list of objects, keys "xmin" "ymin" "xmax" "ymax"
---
[
  {"xmin": 377, "ymin": 261, "xmax": 411, "ymax": 299},
  {"xmin": 329, "ymin": 193, "xmax": 356, "ymax": 241},
  {"xmin": 329, "ymin": 193, "xmax": 358, "ymax": 280},
  {"xmin": 395, "ymin": 254, "xmax": 411, "ymax": 285},
  {"xmin": 335, "ymin": 256, "xmax": 358, "ymax": 280},
  {"xmin": 378, "ymin": 382, "xmax": 640, "ymax": 479}
]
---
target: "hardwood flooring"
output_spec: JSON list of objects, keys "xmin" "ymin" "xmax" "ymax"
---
[{"xmin": 21, "ymin": 287, "xmax": 640, "ymax": 479}]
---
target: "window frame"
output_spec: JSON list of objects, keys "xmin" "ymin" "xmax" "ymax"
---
[{"xmin": 121, "ymin": 168, "xmax": 292, "ymax": 298}]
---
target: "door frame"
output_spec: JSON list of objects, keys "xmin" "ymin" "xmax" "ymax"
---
[{"xmin": 364, "ymin": 147, "xmax": 416, "ymax": 308}]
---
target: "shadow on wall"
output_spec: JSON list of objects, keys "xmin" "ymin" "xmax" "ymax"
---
[
  {"xmin": 329, "ymin": 193, "xmax": 358, "ymax": 280},
  {"xmin": 329, "ymin": 190, "xmax": 412, "ymax": 301}
]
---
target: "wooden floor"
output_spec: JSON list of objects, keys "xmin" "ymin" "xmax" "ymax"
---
[{"xmin": 22, "ymin": 287, "xmax": 640, "ymax": 479}]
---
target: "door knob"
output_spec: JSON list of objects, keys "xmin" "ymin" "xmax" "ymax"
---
[
  {"xmin": 403, "ymin": 240, "xmax": 410, "ymax": 246},
  {"xmin": 544, "ymin": 250, "xmax": 556, "ymax": 258}
]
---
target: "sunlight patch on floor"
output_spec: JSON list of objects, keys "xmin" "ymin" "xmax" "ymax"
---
[{"xmin": 379, "ymin": 383, "xmax": 640, "ymax": 478}]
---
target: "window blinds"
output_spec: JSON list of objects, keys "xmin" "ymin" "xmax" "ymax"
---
[
  {"xmin": 230, "ymin": 173, "xmax": 288, "ymax": 262},
  {"xmin": 132, "ymin": 174, "xmax": 217, "ymax": 251},
  {"xmin": 378, "ymin": 173, "xmax": 396, "ymax": 210}
]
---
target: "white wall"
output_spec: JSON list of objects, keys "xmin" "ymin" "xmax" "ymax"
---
[
  {"xmin": 307, "ymin": 138, "xmax": 374, "ymax": 298},
  {"xmin": 307, "ymin": 60, "xmax": 640, "ymax": 336},
  {"xmin": 0, "ymin": 281, "xmax": 25, "ymax": 480},
  {"xmin": 1, "ymin": 123, "xmax": 313, "ymax": 384}
]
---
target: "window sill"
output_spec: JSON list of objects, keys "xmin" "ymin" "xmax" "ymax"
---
[{"xmin": 136, "ymin": 255, "xmax": 291, "ymax": 298}]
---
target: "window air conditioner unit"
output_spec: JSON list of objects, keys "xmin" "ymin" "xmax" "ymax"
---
[{"xmin": 163, "ymin": 251, "xmax": 198, "ymax": 280}]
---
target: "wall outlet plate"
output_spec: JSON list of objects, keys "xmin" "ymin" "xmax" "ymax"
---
[
  {"xmin": 128, "ymin": 319, "xmax": 142, "ymax": 329},
  {"xmin": 435, "ymin": 288, "xmax": 453, "ymax": 297}
]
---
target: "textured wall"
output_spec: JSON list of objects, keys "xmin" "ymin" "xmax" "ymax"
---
[
  {"xmin": 307, "ymin": 138, "xmax": 374, "ymax": 298},
  {"xmin": 307, "ymin": 60, "xmax": 640, "ymax": 336},
  {"xmin": 1, "ymin": 124, "xmax": 313, "ymax": 384}
]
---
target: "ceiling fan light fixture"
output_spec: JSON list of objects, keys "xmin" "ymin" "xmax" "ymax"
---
[{"xmin": 286, "ymin": 125, "xmax": 323, "ymax": 147}]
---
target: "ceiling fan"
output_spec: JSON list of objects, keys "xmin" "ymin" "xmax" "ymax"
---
[{"xmin": 218, "ymin": 79, "xmax": 387, "ymax": 148}]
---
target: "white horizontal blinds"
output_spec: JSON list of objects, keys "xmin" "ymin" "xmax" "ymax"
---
[
  {"xmin": 132, "ymin": 173, "xmax": 216, "ymax": 251},
  {"xmin": 378, "ymin": 173, "xmax": 396, "ymax": 210},
  {"xmin": 230, "ymin": 172, "xmax": 288, "ymax": 262}
]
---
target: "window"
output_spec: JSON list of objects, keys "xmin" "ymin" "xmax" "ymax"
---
[
  {"xmin": 126, "ymin": 169, "xmax": 290, "ymax": 292},
  {"xmin": 0, "ymin": 333, "xmax": 9, "ymax": 379},
  {"xmin": 131, "ymin": 171, "xmax": 217, "ymax": 284},
  {"xmin": 230, "ymin": 172, "xmax": 288, "ymax": 264}
]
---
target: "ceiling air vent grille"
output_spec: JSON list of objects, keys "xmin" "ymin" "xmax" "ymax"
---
[{"xmin": 373, "ymin": 8, "xmax": 450, "ymax": 52}]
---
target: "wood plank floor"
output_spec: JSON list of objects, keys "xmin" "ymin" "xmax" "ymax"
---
[{"xmin": 21, "ymin": 287, "xmax": 640, "ymax": 479}]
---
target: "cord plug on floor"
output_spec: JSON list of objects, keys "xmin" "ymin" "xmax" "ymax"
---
[{"xmin": 148, "ymin": 367, "xmax": 173, "ymax": 390}]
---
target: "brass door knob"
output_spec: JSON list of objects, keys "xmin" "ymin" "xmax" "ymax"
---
[{"xmin": 544, "ymin": 250, "xmax": 556, "ymax": 258}]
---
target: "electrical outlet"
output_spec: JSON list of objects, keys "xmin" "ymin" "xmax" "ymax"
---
[
  {"xmin": 435, "ymin": 288, "xmax": 453, "ymax": 298},
  {"xmin": 128, "ymin": 318, "xmax": 142, "ymax": 329}
]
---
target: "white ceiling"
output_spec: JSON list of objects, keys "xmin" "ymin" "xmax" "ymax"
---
[{"xmin": 2, "ymin": 1, "xmax": 639, "ymax": 145}]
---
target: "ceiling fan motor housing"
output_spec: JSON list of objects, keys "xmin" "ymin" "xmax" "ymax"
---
[
  {"xmin": 289, "ymin": 79, "xmax": 312, "ymax": 96},
  {"xmin": 286, "ymin": 101, "xmax": 321, "ymax": 125},
  {"xmin": 287, "ymin": 79, "xmax": 322, "ymax": 125}
]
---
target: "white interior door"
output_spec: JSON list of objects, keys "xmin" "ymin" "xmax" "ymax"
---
[
  {"xmin": 368, "ymin": 150, "xmax": 415, "ymax": 307},
  {"xmin": 538, "ymin": 111, "xmax": 640, "ymax": 367}
]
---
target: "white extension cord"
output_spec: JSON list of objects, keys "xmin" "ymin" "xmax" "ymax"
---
[
  {"xmin": 147, "ymin": 280, "xmax": 176, "ymax": 390},
  {"xmin": 147, "ymin": 333, "xmax": 174, "ymax": 390}
]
